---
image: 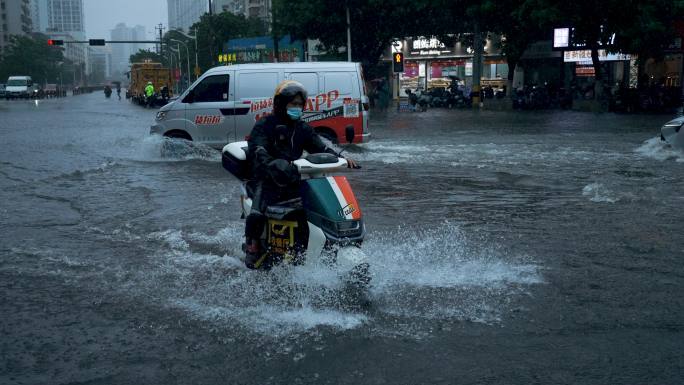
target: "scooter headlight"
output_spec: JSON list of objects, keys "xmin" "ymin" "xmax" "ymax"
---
[
  {"xmin": 155, "ymin": 111, "xmax": 167, "ymax": 121},
  {"xmin": 321, "ymin": 219, "xmax": 362, "ymax": 237}
]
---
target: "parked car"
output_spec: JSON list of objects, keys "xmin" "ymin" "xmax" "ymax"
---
[
  {"xmin": 151, "ymin": 61, "xmax": 371, "ymax": 148},
  {"xmin": 5, "ymin": 76, "xmax": 41, "ymax": 99}
]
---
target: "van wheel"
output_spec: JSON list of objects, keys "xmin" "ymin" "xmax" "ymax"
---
[{"xmin": 316, "ymin": 128, "xmax": 338, "ymax": 144}]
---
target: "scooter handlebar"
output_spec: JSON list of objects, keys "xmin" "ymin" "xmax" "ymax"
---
[{"xmin": 293, "ymin": 157, "xmax": 349, "ymax": 174}]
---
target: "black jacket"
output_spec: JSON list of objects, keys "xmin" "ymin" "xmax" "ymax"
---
[{"xmin": 247, "ymin": 115, "xmax": 337, "ymax": 186}]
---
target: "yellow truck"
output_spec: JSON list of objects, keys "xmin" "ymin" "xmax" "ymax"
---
[{"xmin": 126, "ymin": 61, "xmax": 174, "ymax": 107}]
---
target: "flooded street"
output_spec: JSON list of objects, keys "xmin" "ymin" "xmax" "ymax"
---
[{"xmin": 1, "ymin": 93, "xmax": 683, "ymax": 384}]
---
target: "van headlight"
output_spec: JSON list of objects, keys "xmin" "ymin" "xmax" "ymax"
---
[
  {"xmin": 664, "ymin": 122, "xmax": 683, "ymax": 131},
  {"xmin": 155, "ymin": 111, "xmax": 167, "ymax": 121}
]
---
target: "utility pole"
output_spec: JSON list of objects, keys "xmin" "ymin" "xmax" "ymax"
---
[
  {"xmin": 472, "ymin": 21, "xmax": 483, "ymax": 108},
  {"xmin": 155, "ymin": 23, "xmax": 165, "ymax": 54},
  {"xmin": 346, "ymin": 6, "xmax": 352, "ymax": 62},
  {"xmin": 272, "ymin": 3, "xmax": 279, "ymax": 62},
  {"xmin": 208, "ymin": 0, "xmax": 213, "ymax": 15}
]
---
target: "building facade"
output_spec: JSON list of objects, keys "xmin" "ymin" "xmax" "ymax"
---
[
  {"xmin": 1, "ymin": 0, "xmax": 33, "ymax": 57},
  {"xmin": 167, "ymin": 0, "xmax": 207, "ymax": 32},
  {"xmin": 213, "ymin": 0, "xmax": 245, "ymax": 15},
  {"xmin": 244, "ymin": 0, "xmax": 269, "ymax": 21},
  {"xmin": 110, "ymin": 23, "xmax": 148, "ymax": 78},
  {"xmin": 213, "ymin": 0, "xmax": 270, "ymax": 21},
  {"xmin": 88, "ymin": 46, "xmax": 112, "ymax": 83},
  {"xmin": 388, "ymin": 35, "xmax": 507, "ymax": 97},
  {"xmin": 34, "ymin": 0, "xmax": 85, "ymax": 40},
  {"xmin": 28, "ymin": 0, "xmax": 87, "ymax": 78}
]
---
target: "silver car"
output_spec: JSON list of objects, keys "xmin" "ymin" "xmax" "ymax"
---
[{"xmin": 661, "ymin": 116, "xmax": 684, "ymax": 149}]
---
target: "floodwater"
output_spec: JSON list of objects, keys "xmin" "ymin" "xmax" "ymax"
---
[{"xmin": 1, "ymin": 94, "xmax": 683, "ymax": 384}]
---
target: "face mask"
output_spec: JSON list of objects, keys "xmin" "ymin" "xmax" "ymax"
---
[{"xmin": 287, "ymin": 107, "xmax": 303, "ymax": 120}]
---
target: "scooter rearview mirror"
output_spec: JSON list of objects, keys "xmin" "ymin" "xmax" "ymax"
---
[{"xmin": 345, "ymin": 125, "xmax": 355, "ymax": 144}]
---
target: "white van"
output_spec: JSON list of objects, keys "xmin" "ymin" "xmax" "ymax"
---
[
  {"xmin": 5, "ymin": 76, "xmax": 39, "ymax": 99},
  {"xmin": 150, "ymin": 62, "xmax": 371, "ymax": 148}
]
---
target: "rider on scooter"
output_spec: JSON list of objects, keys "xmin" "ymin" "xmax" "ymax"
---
[{"xmin": 244, "ymin": 80, "xmax": 358, "ymax": 269}]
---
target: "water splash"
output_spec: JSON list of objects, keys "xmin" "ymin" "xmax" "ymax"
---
[
  {"xmin": 135, "ymin": 135, "xmax": 221, "ymax": 162},
  {"xmin": 635, "ymin": 137, "xmax": 684, "ymax": 162},
  {"xmin": 132, "ymin": 223, "xmax": 543, "ymax": 335},
  {"xmin": 582, "ymin": 183, "xmax": 619, "ymax": 203}
]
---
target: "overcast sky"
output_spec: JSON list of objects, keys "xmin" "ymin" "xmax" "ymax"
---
[{"xmin": 83, "ymin": 0, "xmax": 168, "ymax": 41}]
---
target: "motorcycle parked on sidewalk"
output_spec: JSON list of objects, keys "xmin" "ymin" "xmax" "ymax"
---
[
  {"xmin": 415, "ymin": 89, "xmax": 430, "ymax": 112},
  {"xmin": 221, "ymin": 127, "xmax": 370, "ymax": 292}
]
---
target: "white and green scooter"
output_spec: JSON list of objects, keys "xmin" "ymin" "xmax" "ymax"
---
[{"xmin": 221, "ymin": 128, "xmax": 370, "ymax": 288}]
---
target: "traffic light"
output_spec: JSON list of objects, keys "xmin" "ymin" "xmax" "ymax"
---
[
  {"xmin": 47, "ymin": 39, "xmax": 64, "ymax": 46},
  {"xmin": 89, "ymin": 39, "xmax": 106, "ymax": 46},
  {"xmin": 393, "ymin": 52, "xmax": 404, "ymax": 73}
]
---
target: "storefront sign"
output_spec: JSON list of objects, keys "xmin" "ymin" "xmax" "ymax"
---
[
  {"xmin": 563, "ymin": 50, "xmax": 630, "ymax": 63},
  {"xmin": 553, "ymin": 28, "xmax": 570, "ymax": 49},
  {"xmin": 391, "ymin": 41, "xmax": 403, "ymax": 53},
  {"xmin": 553, "ymin": 27, "xmax": 616, "ymax": 50},
  {"xmin": 412, "ymin": 38, "xmax": 445, "ymax": 50},
  {"xmin": 403, "ymin": 61, "xmax": 419, "ymax": 77},
  {"xmin": 465, "ymin": 62, "xmax": 473, "ymax": 76},
  {"xmin": 430, "ymin": 61, "xmax": 465, "ymax": 78},
  {"xmin": 575, "ymin": 66, "xmax": 595, "ymax": 77},
  {"xmin": 408, "ymin": 37, "xmax": 454, "ymax": 56}
]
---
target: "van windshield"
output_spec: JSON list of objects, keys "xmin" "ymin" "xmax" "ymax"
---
[{"xmin": 7, "ymin": 79, "xmax": 27, "ymax": 86}]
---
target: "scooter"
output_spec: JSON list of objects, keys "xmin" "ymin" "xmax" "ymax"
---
[{"xmin": 221, "ymin": 126, "xmax": 370, "ymax": 288}]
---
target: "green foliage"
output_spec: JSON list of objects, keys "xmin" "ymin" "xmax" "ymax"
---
[
  {"xmin": 129, "ymin": 49, "xmax": 168, "ymax": 66},
  {"xmin": 520, "ymin": 0, "xmax": 684, "ymax": 83},
  {"xmin": 0, "ymin": 33, "xmax": 67, "ymax": 85},
  {"xmin": 274, "ymin": 0, "xmax": 682, "ymax": 82},
  {"xmin": 273, "ymin": 0, "xmax": 429, "ymax": 69},
  {"xmin": 189, "ymin": 12, "xmax": 268, "ymax": 71}
]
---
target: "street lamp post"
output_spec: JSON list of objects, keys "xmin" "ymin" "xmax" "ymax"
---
[
  {"xmin": 170, "ymin": 46, "xmax": 182, "ymax": 91},
  {"xmin": 172, "ymin": 29, "xmax": 199, "ymax": 81},
  {"xmin": 167, "ymin": 50, "xmax": 176, "ymax": 95},
  {"xmin": 346, "ymin": 6, "xmax": 352, "ymax": 62},
  {"xmin": 171, "ymin": 38, "xmax": 191, "ymax": 89}
]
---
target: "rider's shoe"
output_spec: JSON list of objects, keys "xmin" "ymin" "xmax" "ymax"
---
[{"xmin": 243, "ymin": 240, "xmax": 261, "ymax": 269}]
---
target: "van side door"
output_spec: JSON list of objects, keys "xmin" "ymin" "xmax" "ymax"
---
[
  {"xmin": 183, "ymin": 72, "xmax": 235, "ymax": 147},
  {"xmin": 235, "ymin": 71, "xmax": 281, "ymax": 141}
]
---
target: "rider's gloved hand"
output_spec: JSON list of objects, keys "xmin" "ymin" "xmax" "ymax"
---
[
  {"xmin": 267, "ymin": 158, "xmax": 300, "ymax": 186},
  {"xmin": 345, "ymin": 157, "xmax": 361, "ymax": 169}
]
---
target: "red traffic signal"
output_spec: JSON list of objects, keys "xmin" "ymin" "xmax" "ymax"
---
[{"xmin": 47, "ymin": 39, "xmax": 64, "ymax": 46}]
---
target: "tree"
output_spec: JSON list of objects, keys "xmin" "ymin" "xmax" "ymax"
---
[
  {"xmin": 189, "ymin": 12, "xmax": 267, "ymax": 71},
  {"xmin": 521, "ymin": 0, "xmax": 684, "ymax": 96},
  {"xmin": 129, "ymin": 49, "xmax": 168, "ymax": 66},
  {"xmin": 273, "ymin": 0, "xmax": 432, "ymax": 72},
  {"xmin": 0, "ymin": 33, "xmax": 66, "ymax": 85}
]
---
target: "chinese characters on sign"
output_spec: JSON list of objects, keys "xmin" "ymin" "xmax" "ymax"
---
[{"xmin": 563, "ymin": 50, "xmax": 631, "ymax": 63}]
